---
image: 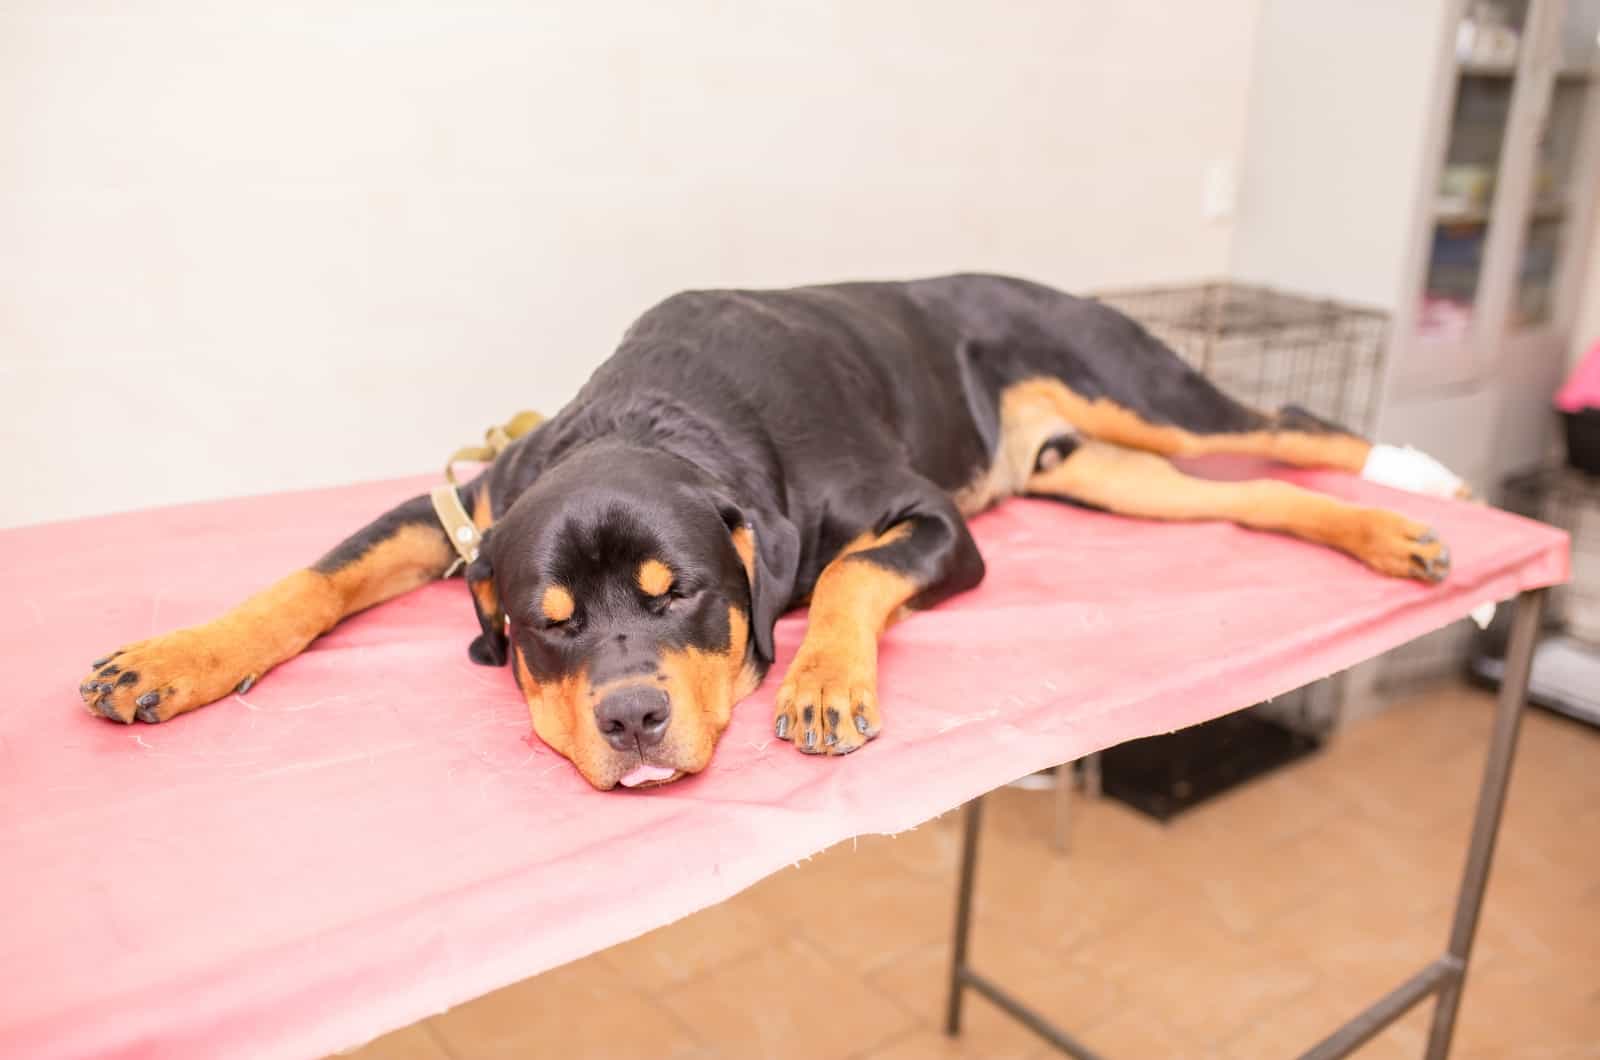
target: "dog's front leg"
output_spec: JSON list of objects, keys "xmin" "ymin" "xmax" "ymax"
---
[
  {"xmin": 77, "ymin": 487, "xmax": 481, "ymax": 723},
  {"xmin": 774, "ymin": 488, "xmax": 984, "ymax": 756}
]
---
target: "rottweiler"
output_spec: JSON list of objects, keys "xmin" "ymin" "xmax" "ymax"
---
[{"xmin": 78, "ymin": 274, "xmax": 1451, "ymax": 789}]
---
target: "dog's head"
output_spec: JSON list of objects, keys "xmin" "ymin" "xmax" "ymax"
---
[{"xmin": 467, "ymin": 445, "xmax": 799, "ymax": 789}]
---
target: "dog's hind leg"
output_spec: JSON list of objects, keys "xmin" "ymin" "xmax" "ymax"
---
[
  {"xmin": 77, "ymin": 483, "xmax": 488, "ymax": 724},
  {"xmin": 1002, "ymin": 377, "xmax": 1376, "ymax": 474},
  {"xmin": 1025, "ymin": 438, "xmax": 1451, "ymax": 583}
]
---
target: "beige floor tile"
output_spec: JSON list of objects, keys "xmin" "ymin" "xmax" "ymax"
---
[
  {"xmin": 741, "ymin": 838, "xmax": 959, "ymax": 975},
  {"xmin": 1280, "ymin": 810, "xmax": 1470, "ymax": 918},
  {"xmin": 1293, "ymin": 735, "xmax": 1482, "ymax": 839},
  {"xmin": 961, "ymin": 804, "xmax": 1177, "ymax": 953},
  {"xmin": 1068, "ymin": 899, "xmax": 1319, "ymax": 1041},
  {"xmin": 1259, "ymin": 879, "xmax": 1452, "ymax": 984},
  {"xmin": 854, "ymin": 1026, "xmax": 1057, "ymax": 1060},
  {"xmin": 870, "ymin": 816, "xmax": 968, "ymax": 881},
  {"xmin": 1076, "ymin": 1007, "xmax": 1223, "ymax": 1059},
  {"xmin": 1175, "ymin": 765, "xmax": 1352, "ymax": 848},
  {"xmin": 655, "ymin": 935, "xmax": 913, "ymax": 1060},
  {"xmin": 1473, "ymin": 859, "xmax": 1600, "ymax": 975},
  {"xmin": 1515, "ymin": 708, "xmax": 1600, "ymax": 804},
  {"xmin": 1451, "ymin": 954, "xmax": 1600, "ymax": 1058},
  {"xmin": 427, "ymin": 958, "xmax": 701, "ymax": 1059},
  {"xmin": 1145, "ymin": 815, "xmax": 1334, "ymax": 940},
  {"xmin": 1220, "ymin": 979, "xmax": 1432, "ymax": 1060},
  {"xmin": 868, "ymin": 922, "xmax": 1119, "ymax": 1058},
  {"xmin": 339, "ymin": 1022, "xmax": 452, "ymax": 1060},
  {"xmin": 1499, "ymin": 795, "xmax": 1600, "ymax": 897},
  {"xmin": 1338, "ymin": 685, "xmax": 1495, "ymax": 761},
  {"xmin": 596, "ymin": 891, "xmax": 782, "ymax": 995}
]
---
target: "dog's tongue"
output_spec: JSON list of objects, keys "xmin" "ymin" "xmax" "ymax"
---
[{"xmin": 618, "ymin": 763, "xmax": 678, "ymax": 788}]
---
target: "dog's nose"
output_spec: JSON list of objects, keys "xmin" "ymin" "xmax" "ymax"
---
[{"xmin": 595, "ymin": 686, "xmax": 671, "ymax": 750}]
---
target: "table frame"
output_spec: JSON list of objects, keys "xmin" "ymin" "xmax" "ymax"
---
[{"xmin": 943, "ymin": 587, "xmax": 1547, "ymax": 1060}]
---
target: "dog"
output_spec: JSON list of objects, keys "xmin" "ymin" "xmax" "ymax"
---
[{"xmin": 78, "ymin": 274, "xmax": 1452, "ymax": 789}]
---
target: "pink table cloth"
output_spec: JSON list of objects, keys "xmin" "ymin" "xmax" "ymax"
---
[{"xmin": 0, "ymin": 463, "xmax": 1568, "ymax": 1059}]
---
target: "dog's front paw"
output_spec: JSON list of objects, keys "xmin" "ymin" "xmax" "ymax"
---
[
  {"xmin": 774, "ymin": 637, "xmax": 882, "ymax": 755},
  {"xmin": 78, "ymin": 630, "xmax": 256, "ymax": 724},
  {"xmin": 1343, "ymin": 510, "xmax": 1451, "ymax": 583}
]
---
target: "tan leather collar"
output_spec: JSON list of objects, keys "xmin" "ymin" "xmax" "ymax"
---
[
  {"xmin": 433, "ymin": 410, "xmax": 545, "ymax": 576},
  {"xmin": 431, "ymin": 484, "xmax": 482, "ymax": 578}
]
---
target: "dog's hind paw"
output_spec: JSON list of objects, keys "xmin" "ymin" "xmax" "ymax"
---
[{"xmin": 1340, "ymin": 509, "xmax": 1451, "ymax": 583}]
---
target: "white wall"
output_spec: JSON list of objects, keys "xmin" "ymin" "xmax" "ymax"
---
[
  {"xmin": 2, "ymin": 2, "xmax": 1264, "ymax": 528},
  {"xmin": 1229, "ymin": 0, "xmax": 1454, "ymax": 309}
]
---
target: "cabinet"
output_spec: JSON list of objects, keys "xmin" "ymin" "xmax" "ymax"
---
[
  {"xmin": 1231, "ymin": 0, "xmax": 1600, "ymax": 696},
  {"xmin": 1233, "ymin": 0, "xmax": 1600, "ymax": 491},
  {"xmin": 1410, "ymin": 0, "xmax": 1600, "ymax": 392}
]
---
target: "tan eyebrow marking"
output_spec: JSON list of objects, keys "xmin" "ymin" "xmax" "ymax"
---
[
  {"xmin": 541, "ymin": 585, "xmax": 575, "ymax": 623},
  {"xmin": 636, "ymin": 559, "xmax": 673, "ymax": 597}
]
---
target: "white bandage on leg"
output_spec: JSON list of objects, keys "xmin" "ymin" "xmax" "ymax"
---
[{"xmin": 1361, "ymin": 444, "xmax": 1466, "ymax": 499}]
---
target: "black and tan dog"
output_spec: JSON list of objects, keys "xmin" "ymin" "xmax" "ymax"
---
[{"xmin": 78, "ymin": 274, "xmax": 1450, "ymax": 789}]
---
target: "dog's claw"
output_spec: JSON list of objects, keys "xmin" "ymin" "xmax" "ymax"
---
[
  {"xmin": 1413, "ymin": 546, "xmax": 1451, "ymax": 583},
  {"xmin": 136, "ymin": 691, "xmax": 160, "ymax": 709},
  {"xmin": 235, "ymin": 675, "xmax": 255, "ymax": 694},
  {"xmin": 855, "ymin": 714, "xmax": 869, "ymax": 734},
  {"xmin": 804, "ymin": 730, "xmax": 817, "ymax": 750},
  {"xmin": 135, "ymin": 705, "xmax": 161, "ymax": 723},
  {"xmin": 774, "ymin": 716, "xmax": 790, "ymax": 739}
]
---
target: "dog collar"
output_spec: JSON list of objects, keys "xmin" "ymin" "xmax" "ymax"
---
[
  {"xmin": 431, "ymin": 485, "xmax": 482, "ymax": 578},
  {"xmin": 432, "ymin": 410, "xmax": 545, "ymax": 576}
]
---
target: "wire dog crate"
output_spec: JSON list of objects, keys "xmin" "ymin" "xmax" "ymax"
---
[
  {"xmin": 1072, "ymin": 283, "xmax": 1392, "ymax": 815},
  {"xmin": 1094, "ymin": 281, "xmax": 1389, "ymax": 435},
  {"xmin": 1094, "ymin": 282, "xmax": 1391, "ymax": 742}
]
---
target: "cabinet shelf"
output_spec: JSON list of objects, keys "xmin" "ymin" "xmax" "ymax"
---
[
  {"xmin": 1434, "ymin": 200, "xmax": 1568, "ymax": 225},
  {"xmin": 1459, "ymin": 60, "xmax": 1519, "ymax": 77}
]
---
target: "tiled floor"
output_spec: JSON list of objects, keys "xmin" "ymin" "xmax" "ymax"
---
[{"xmin": 344, "ymin": 684, "xmax": 1600, "ymax": 1059}]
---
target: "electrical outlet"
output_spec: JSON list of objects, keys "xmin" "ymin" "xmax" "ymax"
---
[{"xmin": 1202, "ymin": 158, "xmax": 1236, "ymax": 221}]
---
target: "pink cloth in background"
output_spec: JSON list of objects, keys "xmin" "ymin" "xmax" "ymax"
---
[
  {"xmin": 0, "ymin": 467, "xmax": 1568, "ymax": 1059},
  {"xmin": 1556, "ymin": 339, "xmax": 1600, "ymax": 412}
]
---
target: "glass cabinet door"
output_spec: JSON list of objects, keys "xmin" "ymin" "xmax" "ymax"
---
[
  {"xmin": 1419, "ymin": 0, "xmax": 1533, "ymax": 345},
  {"xmin": 1512, "ymin": 0, "xmax": 1598, "ymax": 328}
]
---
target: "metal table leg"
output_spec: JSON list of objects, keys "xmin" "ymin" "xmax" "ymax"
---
[
  {"xmin": 1299, "ymin": 586, "xmax": 1545, "ymax": 1060},
  {"xmin": 944, "ymin": 794, "xmax": 983, "ymax": 1037},
  {"xmin": 944, "ymin": 588, "xmax": 1545, "ymax": 1060},
  {"xmin": 1422, "ymin": 586, "xmax": 1545, "ymax": 1058},
  {"xmin": 945, "ymin": 793, "xmax": 1107, "ymax": 1060},
  {"xmin": 1053, "ymin": 762, "xmax": 1073, "ymax": 854}
]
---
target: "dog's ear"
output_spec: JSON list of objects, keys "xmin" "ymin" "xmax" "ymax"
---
[
  {"xmin": 716, "ymin": 499, "xmax": 800, "ymax": 665},
  {"xmin": 464, "ymin": 529, "xmax": 508, "ymax": 667}
]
